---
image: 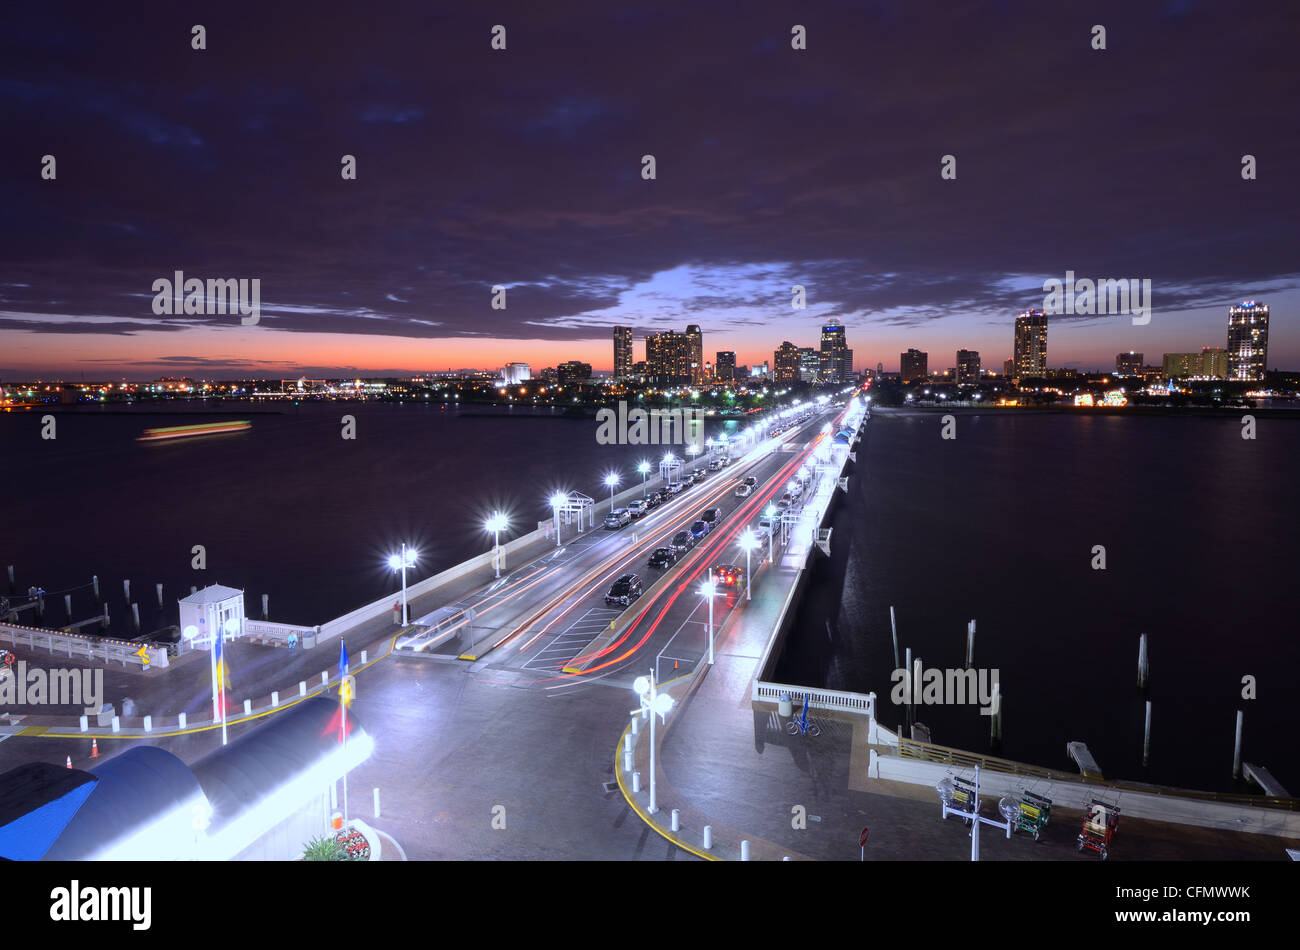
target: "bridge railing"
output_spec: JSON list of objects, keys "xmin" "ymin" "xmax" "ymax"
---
[{"xmin": 752, "ymin": 682, "xmax": 876, "ymax": 717}]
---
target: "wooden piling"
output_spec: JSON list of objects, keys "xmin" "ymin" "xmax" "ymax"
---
[
  {"xmin": 1233, "ymin": 710, "xmax": 1244, "ymax": 779},
  {"xmin": 123, "ymin": 579, "xmax": 131, "ymax": 603},
  {"xmin": 889, "ymin": 605, "xmax": 899, "ymax": 669},
  {"xmin": 1143, "ymin": 700, "xmax": 1152, "ymax": 767},
  {"xmin": 262, "ymin": 593, "xmax": 269, "ymax": 619},
  {"xmin": 1137, "ymin": 633, "xmax": 1149, "ymax": 690},
  {"xmin": 965, "ymin": 619, "xmax": 975, "ymax": 669},
  {"xmin": 64, "ymin": 594, "xmax": 72, "ymax": 621},
  {"xmin": 92, "ymin": 574, "xmax": 100, "ymax": 601},
  {"xmin": 131, "ymin": 603, "xmax": 140, "ymax": 632},
  {"xmin": 156, "ymin": 583, "xmax": 164, "ymax": 608}
]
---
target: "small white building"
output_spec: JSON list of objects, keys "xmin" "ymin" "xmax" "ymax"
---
[{"xmin": 178, "ymin": 584, "xmax": 245, "ymax": 646}]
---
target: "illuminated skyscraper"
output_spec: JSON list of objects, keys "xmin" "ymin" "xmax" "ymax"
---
[
  {"xmin": 773, "ymin": 341, "xmax": 801, "ymax": 384},
  {"xmin": 1115, "ymin": 352, "xmax": 1143, "ymax": 376},
  {"xmin": 1013, "ymin": 310, "xmax": 1048, "ymax": 379},
  {"xmin": 613, "ymin": 326, "xmax": 634, "ymax": 379},
  {"xmin": 819, "ymin": 319, "xmax": 853, "ymax": 383},
  {"xmin": 1226, "ymin": 301, "xmax": 1269, "ymax": 382},
  {"xmin": 955, "ymin": 349, "xmax": 980, "ymax": 385},
  {"xmin": 715, "ymin": 351, "xmax": 736, "ymax": 381},
  {"xmin": 900, "ymin": 348, "xmax": 928, "ymax": 382}
]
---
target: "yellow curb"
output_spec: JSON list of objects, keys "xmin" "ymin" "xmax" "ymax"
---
[{"xmin": 614, "ymin": 721, "xmax": 719, "ymax": 861}]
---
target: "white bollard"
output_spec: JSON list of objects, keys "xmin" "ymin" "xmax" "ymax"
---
[
  {"xmin": 631, "ymin": 717, "xmax": 639, "ymax": 735},
  {"xmin": 299, "ymin": 681, "xmax": 307, "ymax": 696},
  {"xmin": 111, "ymin": 716, "xmax": 120, "ymax": 733},
  {"xmin": 321, "ymin": 671, "xmax": 328, "ymax": 686},
  {"xmin": 632, "ymin": 771, "xmax": 640, "ymax": 793},
  {"xmin": 178, "ymin": 712, "xmax": 186, "ymax": 729},
  {"xmin": 671, "ymin": 809, "xmax": 680, "ymax": 832},
  {"xmin": 741, "ymin": 840, "xmax": 751, "ymax": 861},
  {"xmin": 373, "ymin": 787, "xmax": 381, "ymax": 819},
  {"xmin": 623, "ymin": 750, "xmax": 633, "ymax": 772},
  {"xmin": 143, "ymin": 715, "xmax": 152, "ymax": 732},
  {"xmin": 703, "ymin": 825, "xmax": 712, "ymax": 850},
  {"xmin": 243, "ymin": 699, "xmax": 251, "ymax": 716},
  {"xmin": 271, "ymin": 691, "xmax": 279, "ymax": 707},
  {"xmin": 360, "ymin": 650, "xmax": 367, "ymax": 664},
  {"xmin": 79, "ymin": 715, "xmax": 88, "ymax": 732},
  {"xmin": 624, "ymin": 734, "xmax": 632, "ymax": 753}
]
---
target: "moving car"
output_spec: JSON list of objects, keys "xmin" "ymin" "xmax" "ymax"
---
[
  {"xmin": 700, "ymin": 507, "xmax": 721, "ymax": 527},
  {"xmin": 648, "ymin": 547, "xmax": 677, "ymax": 569},
  {"xmin": 713, "ymin": 564, "xmax": 744, "ymax": 588},
  {"xmin": 743, "ymin": 476, "xmax": 757, "ymax": 487},
  {"xmin": 734, "ymin": 484, "xmax": 752, "ymax": 498},
  {"xmin": 670, "ymin": 530, "xmax": 695, "ymax": 553},
  {"xmin": 604, "ymin": 508, "xmax": 631, "ymax": 529},
  {"xmin": 604, "ymin": 574, "xmax": 643, "ymax": 606},
  {"xmin": 689, "ymin": 519, "xmax": 710, "ymax": 541}
]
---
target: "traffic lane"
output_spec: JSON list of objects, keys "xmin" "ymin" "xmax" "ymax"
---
[
  {"xmin": 558, "ymin": 426, "xmax": 825, "ymax": 683},
  {"xmin": 499, "ymin": 426, "xmax": 823, "ymax": 672}
]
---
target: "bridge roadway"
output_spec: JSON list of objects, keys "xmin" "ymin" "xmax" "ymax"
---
[{"xmin": 397, "ymin": 403, "xmax": 842, "ymax": 693}]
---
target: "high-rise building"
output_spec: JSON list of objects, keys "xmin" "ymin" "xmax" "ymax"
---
[
  {"xmin": 1226, "ymin": 300, "xmax": 1269, "ymax": 381},
  {"xmin": 645, "ymin": 329, "xmax": 694, "ymax": 386},
  {"xmin": 900, "ymin": 348, "xmax": 928, "ymax": 383},
  {"xmin": 956, "ymin": 349, "xmax": 981, "ymax": 385},
  {"xmin": 556, "ymin": 361, "xmax": 592, "ymax": 385},
  {"xmin": 685, "ymin": 324, "xmax": 704, "ymax": 385},
  {"xmin": 819, "ymin": 319, "xmax": 853, "ymax": 383},
  {"xmin": 773, "ymin": 341, "xmax": 801, "ymax": 384},
  {"xmin": 502, "ymin": 362, "xmax": 531, "ymax": 385},
  {"xmin": 715, "ymin": 351, "xmax": 736, "ymax": 381},
  {"xmin": 1013, "ymin": 310, "xmax": 1048, "ymax": 379},
  {"xmin": 613, "ymin": 326, "xmax": 634, "ymax": 379},
  {"xmin": 798, "ymin": 347, "xmax": 820, "ymax": 383},
  {"xmin": 1162, "ymin": 353, "xmax": 1202, "ymax": 378},
  {"xmin": 1115, "ymin": 352, "xmax": 1144, "ymax": 376},
  {"xmin": 1003, "ymin": 358, "xmax": 1014, "ymax": 378},
  {"xmin": 1200, "ymin": 346, "xmax": 1228, "ymax": 379}
]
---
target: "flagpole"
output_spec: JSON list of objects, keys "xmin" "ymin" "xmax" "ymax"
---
[{"xmin": 219, "ymin": 622, "xmax": 228, "ymax": 746}]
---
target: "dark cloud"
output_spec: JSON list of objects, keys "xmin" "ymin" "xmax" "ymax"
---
[{"xmin": 0, "ymin": 0, "xmax": 1296, "ymax": 365}]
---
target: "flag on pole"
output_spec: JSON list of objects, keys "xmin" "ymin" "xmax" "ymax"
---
[
  {"xmin": 338, "ymin": 638, "xmax": 349, "ymax": 677},
  {"xmin": 214, "ymin": 624, "xmax": 227, "ymax": 717}
]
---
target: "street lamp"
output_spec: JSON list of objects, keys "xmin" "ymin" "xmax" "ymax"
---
[
  {"xmin": 738, "ymin": 529, "xmax": 759, "ymax": 601},
  {"xmin": 484, "ymin": 512, "xmax": 508, "ymax": 578},
  {"xmin": 700, "ymin": 571, "xmax": 723, "ymax": 665},
  {"xmin": 686, "ymin": 443, "xmax": 700, "ymax": 473},
  {"xmin": 632, "ymin": 671, "xmax": 674, "ymax": 814},
  {"xmin": 387, "ymin": 543, "xmax": 418, "ymax": 625},
  {"xmin": 550, "ymin": 492, "xmax": 566, "ymax": 547},
  {"xmin": 604, "ymin": 471, "xmax": 621, "ymax": 508},
  {"xmin": 637, "ymin": 460, "xmax": 650, "ymax": 494},
  {"xmin": 765, "ymin": 504, "xmax": 777, "ymax": 561}
]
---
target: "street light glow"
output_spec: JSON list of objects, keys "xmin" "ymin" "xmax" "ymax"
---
[{"xmin": 484, "ymin": 512, "xmax": 508, "ymax": 533}]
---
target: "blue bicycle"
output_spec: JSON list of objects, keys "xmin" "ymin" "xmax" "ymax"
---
[{"xmin": 786, "ymin": 693, "xmax": 821, "ymax": 737}]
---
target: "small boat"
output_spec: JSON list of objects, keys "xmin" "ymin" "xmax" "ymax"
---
[{"xmin": 138, "ymin": 420, "xmax": 251, "ymax": 441}]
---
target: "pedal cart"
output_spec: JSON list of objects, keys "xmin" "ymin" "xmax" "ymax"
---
[
  {"xmin": 1077, "ymin": 800, "xmax": 1120, "ymax": 859},
  {"xmin": 937, "ymin": 776, "xmax": 978, "ymax": 826},
  {"xmin": 1007, "ymin": 790, "xmax": 1052, "ymax": 841}
]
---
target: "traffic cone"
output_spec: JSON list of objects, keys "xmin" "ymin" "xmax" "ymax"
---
[
  {"xmin": 90, "ymin": 738, "xmax": 99, "ymax": 758},
  {"xmin": 65, "ymin": 755, "xmax": 72, "ymax": 769},
  {"xmin": 674, "ymin": 659, "xmax": 679, "ymax": 670}
]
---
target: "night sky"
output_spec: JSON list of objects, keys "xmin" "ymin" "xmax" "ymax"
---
[{"xmin": 2, "ymin": 1, "xmax": 1298, "ymax": 378}]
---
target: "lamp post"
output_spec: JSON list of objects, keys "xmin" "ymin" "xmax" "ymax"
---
[
  {"xmin": 637, "ymin": 460, "xmax": 650, "ymax": 495},
  {"xmin": 686, "ymin": 442, "xmax": 700, "ymax": 474},
  {"xmin": 604, "ymin": 471, "xmax": 621, "ymax": 509},
  {"xmin": 738, "ymin": 529, "xmax": 759, "ymax": 601},
  {"xmin": 765, "ymin": 504, "xmax": 777, "ymax": 562},
  {"xmin": 485, "ymin": 512, "xmax": 508, "ymax": 578},
  {"xmin": 700, "ymin": 571, "xmax": 722, "ymax": 665},
  {"xmin": 388, "ymin": 543, "xmax": 417, "ymax": 625},
  {"xmin": 550, "ymin": 492, "xmax": 566, "ymax": 547},
  {"xmin": 633, "ymin": 670, "xmax": 674, "ymax": 814}
]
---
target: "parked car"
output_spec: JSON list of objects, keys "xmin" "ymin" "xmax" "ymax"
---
[
  {"xmin": 648, "ymin": 547, "xmax": 677, "ymax": 569},
  {"xmin": 690, "ymin": 519, "xmax": 710, "ymax": 541},
  {"xmin": 721, "ymin": 456, "xmax": 733, "ymax": 467},
  {"xmin": 604, "ymin": 508, "xmax": 631, "ymax": 529},
  {"xmin": 758, "ymin": 513, "xmax": 774, "ymax": 530},
  {"xmin": 734, "ymin": 484, "xmax": 752, "ymax": 498},
  {"xmin": 604, "ymin": 573, "xmax": 643, "ymax": 606},
  {"xmin": 708, "ymin": 458, "xmax": 723, "ymax": 471},
  {"xmin": 776, "ymin": 499, "xmax": 791, "ymax": 512},
  {"xmin": 690, "ymin": 470, "xmax": 706, "ymax": 483},
  {"xmin": 666, "ymin": 481, "xmax": 684, "ymax": 495},
  {"xmin": 670, "ymin": 530, "xmax": 695, "ymax": 553},
  {"xmin": 645, "ymin": 491, "xmax": 663, "ymax": 508},
  {"xmin": 788, "ymin": 484, "xmax": 803, "ymax": 500},
  {"xmin": 700, "ymin": 507, "xmax": 721, "ymax": 526},
  {"xmin": 627, "ymin": 499, "xmax": 648, "ymax": 518}
]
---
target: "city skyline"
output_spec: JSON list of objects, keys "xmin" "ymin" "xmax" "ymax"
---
[{"xmin": 2, "ymin": 3, "xmax": 1298, "ymax": 379}]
